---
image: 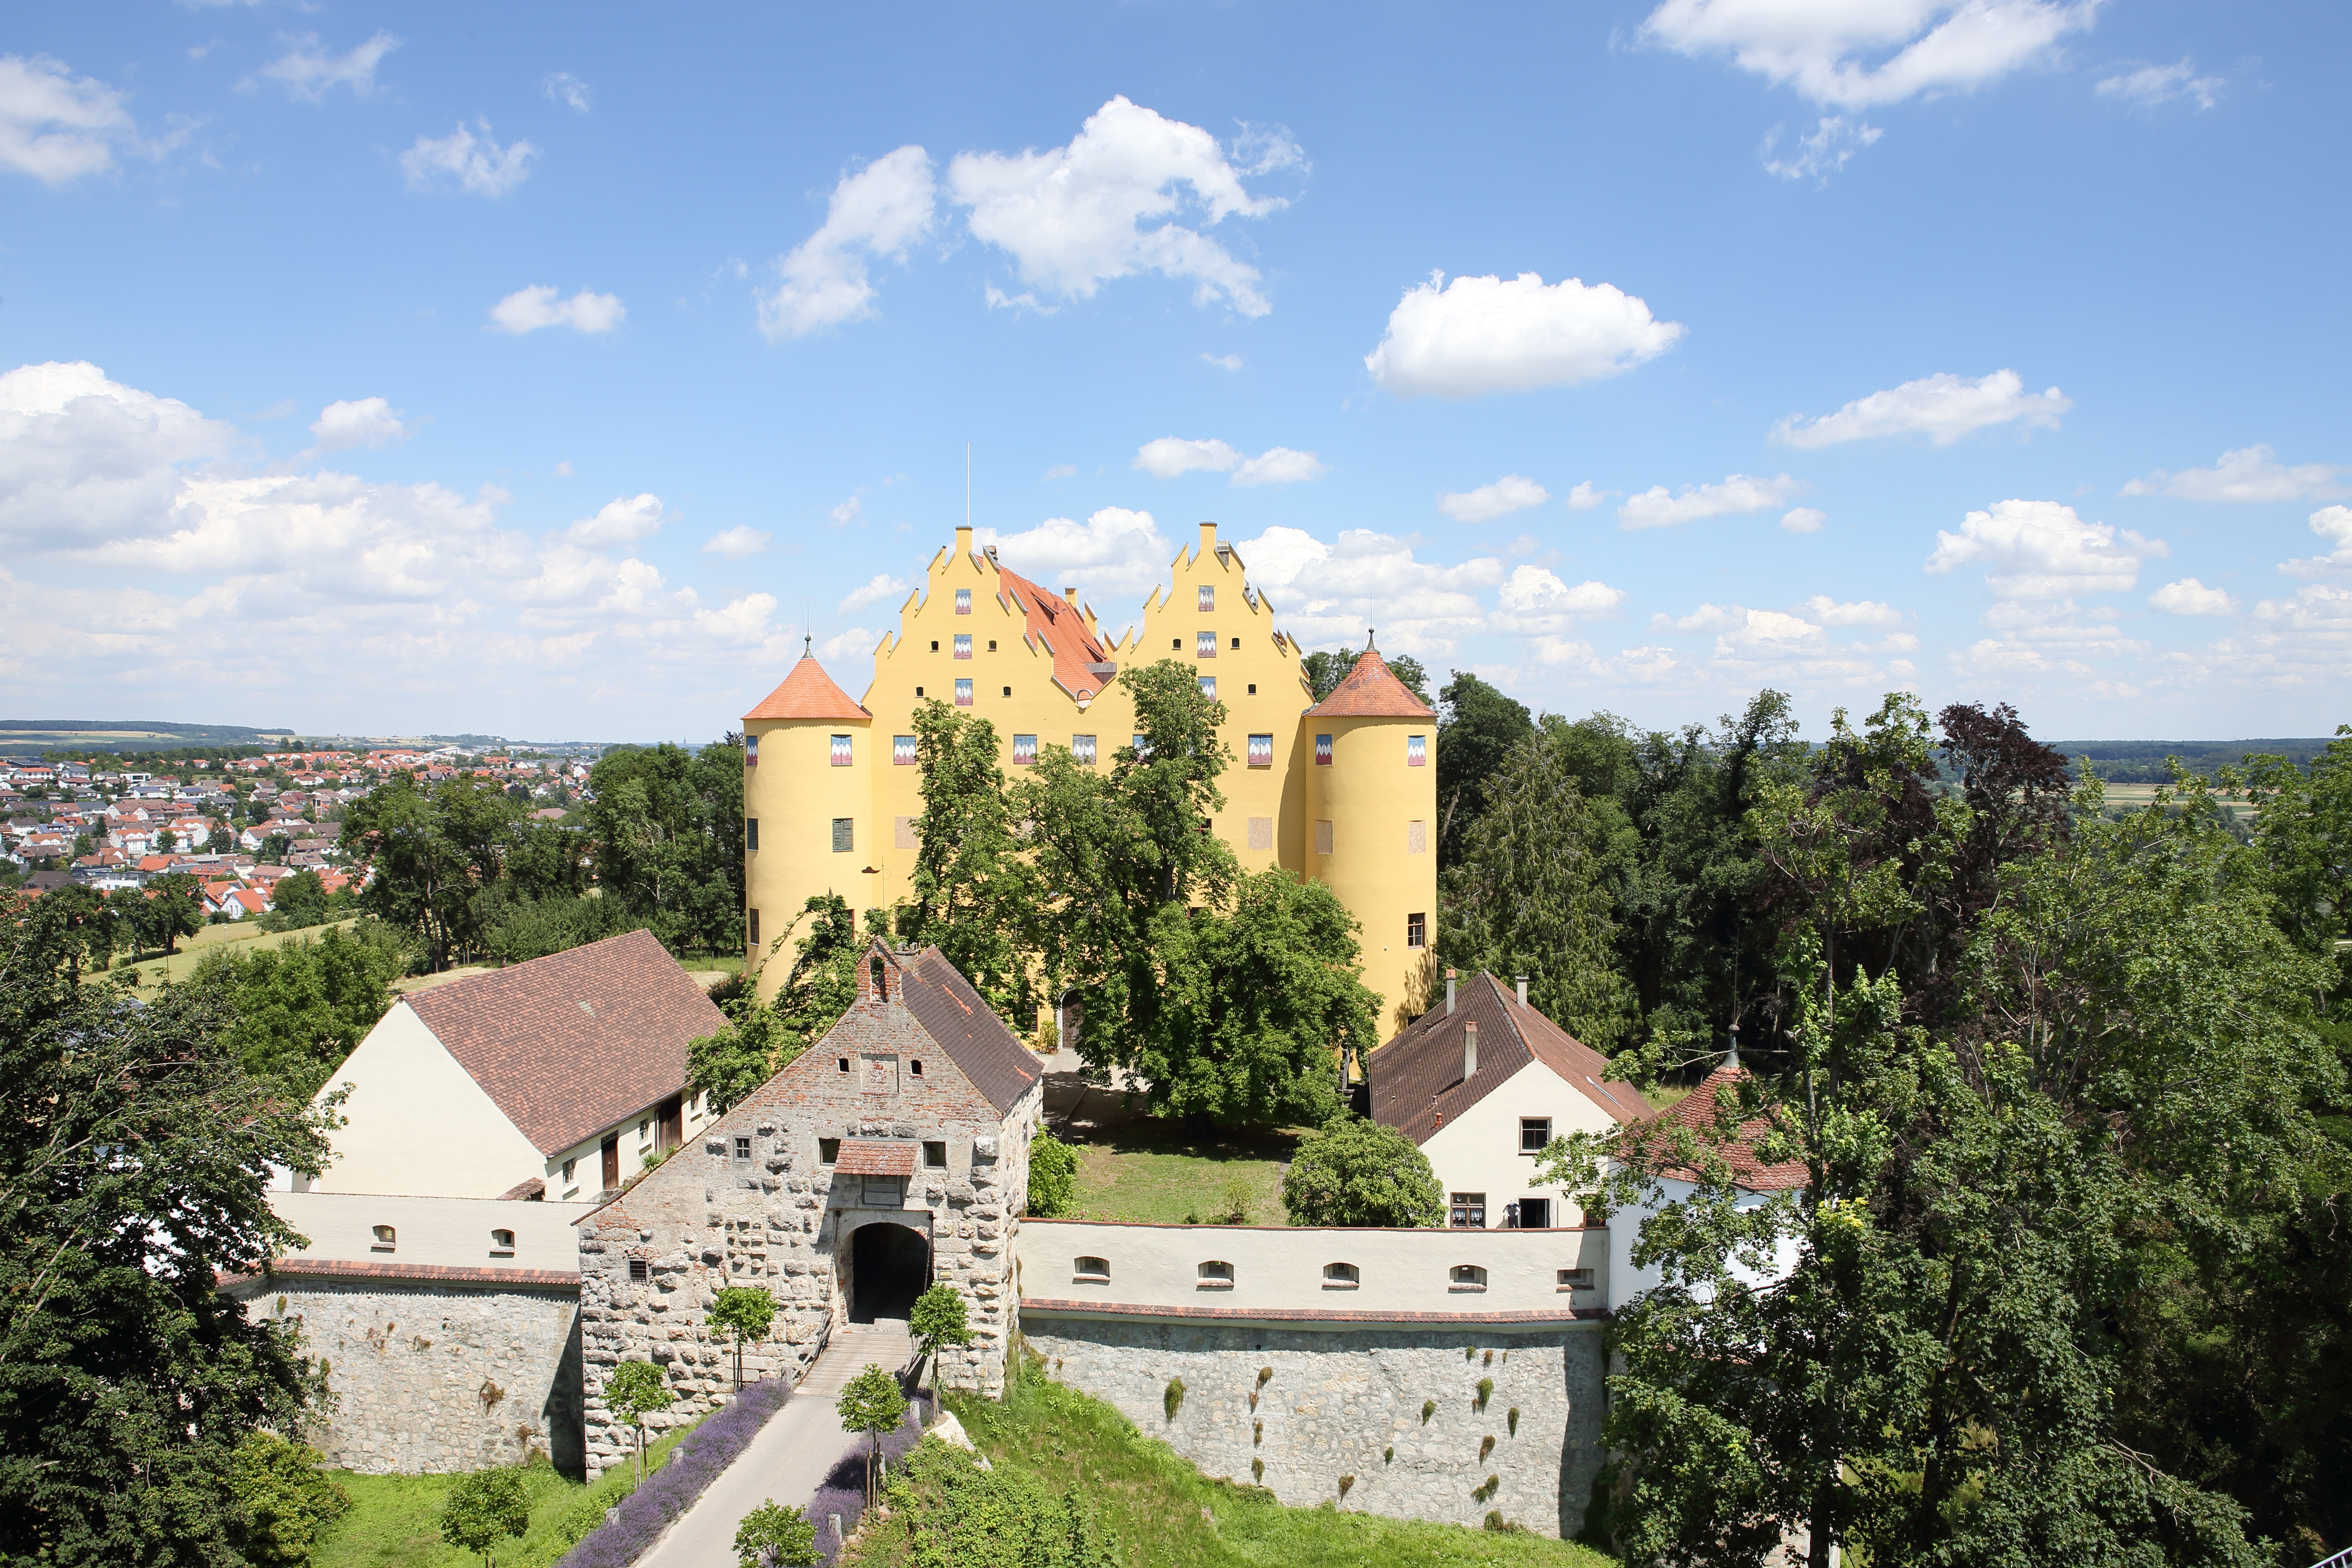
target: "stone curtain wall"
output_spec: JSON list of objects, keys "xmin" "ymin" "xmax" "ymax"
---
[
  {"xmin": 576, "ymin": 994, "xmax": 1038, "ymax": 1479},
  {"xmin": 1020, "ymin": 1317, "xmax": 1607, "ymax": 1540},
  {"xmin": 224, "ymin": 1275, "xmax": 582, "ymax": 1475}
]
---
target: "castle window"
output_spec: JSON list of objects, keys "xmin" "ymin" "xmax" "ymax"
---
[
  {"xmin": 1558, "ymin": 1268, "xmax": 1596, "ymax": 1292},
  {"xmin": 915, "ymin": 686, "xmax": 924, "ymax": 697},
  {"xmin": 629, "ymin": 1259, "xmax": 649, "ymax": 1282},
  {"xmin": 1198, "ymin": 676, "xmax": 1215, "ymax": 698},
  {"xmin": 1314, "ymin": 734, "xmax": 1333, "ymax": 765},
  {"xmin": 836, "ymin": 1059, "xmax": 849, "ymax": 1073},
  {"xmin": 490, "ymin": 1229, "xmax": 515, "ymax": 1255},
  {"xmin": 832, "ymin": 818, "xmax": 853, "ymax": 852},
  {"xmin": 1074, "ymin": 1255, "xmax": 1111, "ymax": 1282},
  {"xmin": 1406, "ymin": 911, "xmax": 1426, "ymax": 948},
  {"xmin": 955, "ymin": 679, "xmax": 973, "ymax": 706},
  {"xmin": 930, "ymin": 641, "xmax": 939, "ymax": 652},
  {"xmin": 748, "ymin": 910, "xmax": 759, "ymax": 949},
  {"xmin": 1072, "ymin": 734, "xmax": 1097, "ymax": 765},
  {"xmin": 1449, "ymin": 1264, "xmax": 1489, "ymax": 1291},
  {"xmin": 910, "ymin": 1059, "xmax": 923, "ymax": 1077},
  {"xmin": 1012, "ymin": 734, "xmax": 1037, "ymax": 765},
  {"xmin": 745, "ymin": 818, "xmax": 759, "ymax": 851},
  {"xmin": 1407, "ymin": 734, "xmax": 1427, "ymax": 767},
  {"xmin": 819, "ymin": 1137, "xmax": 841, "ymax": 1161},
  {"xmin": 1323, "ymin": 1262, "xmax": 1359, "ymax": 1288},
  {"xmin": 830, "ymin": 735, "xmax": 853, "ymax": 766},
  {"xmin": 894, "ymin": 735, "xmax": 917, "ymax": 766},
  {"xmin": 954, "ymin": 634, "xmax": 972, "ymax": 660},
  {"xmin": 1198, "ymin": 585, "xmax": 1214, "ymax": 612},
  {"xmin": 1171, "ymin": 637, "xmax": 1182, "ymax": 650},
  {"xmin": 988, "ymin": 639, "xmax": 998, "ymax": 652},
  {"xmin": 1315, "ymin": 819, "xmax": 1333, "ymax": 856},
  {"xmin": 923, "ymin": 1140, "xmax": 947, "ymax": 1168},
  {"xmin": 1407, "ymin": 820, "xmax": 1426, "ymax": 855},
  {"xmin": 955, "ymin": 588, "xmax": 971, "ymax": 614},
  {"xmin": 1247, "ymin": 734, "xmax": 1273, "ymax": 768},
  {"xmin": 745, "ymin": 734, "xmax": 758, "ymax": 766},
  {"xmin": 1247, "ymin": 683, "xmax": 1256, "ymax": 695},
  {"xmin": 1002, "ymin": 685, "xmax": 1011, "ymax": 697},
  {"xmin": 1231, "ymin": 637, "xmax": 1240, "ymax": 650},
  {"xmin": 735, "ymin": 1136, "xmax": 753, "ymax": 1161},
  {"xmin": 1197, "ymin": 630, "xmax": 1217, "ymax": 658},
  {"xmin": 370, "ymin": 1225, "xmax": 396, "ymax": 1251},
  {"xmin": 1197, "ymin": 1260, "xmax": 1235, "ymax": 1289}
]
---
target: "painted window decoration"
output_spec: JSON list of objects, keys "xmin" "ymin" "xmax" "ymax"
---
[
  {"xmin": 1407, "ymin": 819, "xmax": 1427, "ymax": 855},
  {"xmin": 831, "ymin": 817, "xmax": 853, "ymax": 853},
  {"xmin": 1314, "ymin": 733, "xmax": 1334, "ymax": 766},
  {"xmin": 1407, "ymin": 734, "xmax": 1427, "ymax": 767},
  {"xmin": 745, "ymin": 734, "xmax": 758, "ymax": 765},
  {"xmin": 1197, "ymin": 629, "xmax": 1217, "ymax": 658},
  {"xmin": 1012, "ymin": 734, "xmax": 1038, "ymax": 766},
  {"xmin": 1247, "ymin": 816, "xmax": 1273, "ymax": 851},
  {"xmin": 955, "ymin": 679, "xmax": 973, "ymax": 706},
  {"xmin": 893, "ymin": 817, "xmax": 916, "ymax": 849},
  {"xmin": 955, "ymin": 588, "xmax": 971, "ymax": 614},
  {"xmin": 954, "ymin": 634, "xmax": 972, "ymax": 660},
  {"xmin": 830, "ymin": 734, "xmax": 853, "ymax": 767},
  {"xmin": 1248, "ymin": 733, "xmax": 1274, "ymax": 768},
  {"xmin": 1314, "ymin": 819, "xmax": 1334, "ymax": 856},
  {"xmin": 894, "ymin": 734, "xmax": 917, "ymax": 766},
  {"xmin": 1406, "ymin": 911, "xmax": 1426, "ymax": 949},
  {"xmin": 1198, "ymin": 676, "xmax": 1216, "ymax": 698},
  {"xmin": 1198, "ymin": 584, "xmax": 1215, "ymax": 612},
  {"xmin": 1072, "ymin": 734, "xmax": 1097, "ymax": 765}
]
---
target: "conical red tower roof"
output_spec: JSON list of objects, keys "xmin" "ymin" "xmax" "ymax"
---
[
  {"xmin": 742, "ymin": 656, "xmax": 870, "ymax": 721},
  {"xmin": 1305, "ymin": 646, "xmax": 1435, "ymax": 719}
]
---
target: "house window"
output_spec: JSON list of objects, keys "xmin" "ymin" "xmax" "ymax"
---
[
  {"xmin": 894, "ymin": 735, "xmax": 917, "ymax": 766},
  {"xmin": 837, "ymin": 1058, "xmax": 850, "ymax": 1073},
  {"xmin": 832, "ymin": 818, "xmax": 853, "ymax": 853},
  {"xmin": 1407, "ymin": 734, "xmax": 1427, "ymax": 767},
  {"xmin": 1521, "ymin": 1117, "xmax": 1551, "ymax": 1153},
  {"xmin": 955, "ymin": 679, "xmax": 973, "ymax": 706},
  {"xmin": 1558, "ymin": 1267, "xmax": 1596, "ymax": 1292},
  {"xmin": 1072, "ymin": 734, "xmax": 1097, "ymax": 765},
  {"xmin": 988, "ymin": 639, "xmax": 998, "ymax": 652},
  {"xmin": 1449, "ymin": 1264, "xmax": 1489, "ymax": 1291},
  {"xmin": 862, "ymin": 1175, "xmax": 904, "ymax": 1207},
  {"xmin": 955, "ymin": 588, "xmax": 971, "ymax": 614},
  {"xmin": 1231, "ymin": 637, "xmax": 1241, "ymax": 650},
  {"xmin": 1247, "ymin": 733, "xmax": 1273, "ymax": 768},
  {"xmin": 1246, "ymin": 683, "xmax": 1256, "ymax": 695},
  {"xmin": 830, "ymin": 735, "xmax": 853, "ymax": 766},
  {"xmin": 1323, "ymin": 1262, "xmax": 1360, "ymax": 1288},
  {"xmin": 490, "ymin": 1229, "xmax": 515, "ymax": 1254},
  {"xmin": 923, "ymin": 1140, "xmax": 947, "ymax": 1168},
  {"xmin": 1517, "ymin": 1198, "xmax": 1553, "ymax": 1229},
  {"xmin": 1406, "ymin": 911, "xmax": 1426, "ymax": 949},
  {"xmin": 1197, "ymin": 630, "xmax": 1217, "ymax": 658},
  {"xmin": 735, "ymin": 1136, "xmax": 753, "ymax": 1161},
  {"xmin": 629, "ymin": 1259, "xmax": 649, "ymax": 1282},
  {"xmin": 930, "ymin": 641, "xmax": 939, "ymax": 652},
  {"xmin": 1407, "ymin": 820, "xmax": 1426, "ymax": 855},
  {"xmin": 1131, "ymin": 733, "xmax": 1150, "ymax": 758},
  {"xmin": 1314, "ymin": 733, "xmax": 1333, "ymax": 765},
  {"xmin": 1450, "ymin": 1193, "xmax": 1486, "ymax": 1228},
  {"xmin": 909, "ymin": 1059, "xmax": 923, "ymax": 1076},
  {"xmin": 745, "ymin": 818, "xmax": 759, "ymax": 851},
  {"xmin": 1198, "ymin": 585, "xmax": 1215, "ymax": 612},
  {"xmin": 370, "ymin": 1225, "xmax": 397, "ymax": 1251},
  {"xmin": 1171, "ymin": 637, "xmax": 1182, "ymax": 650},
  {"xmin": 954, "ymin": 634, "xmax": 972, "ymax": 660},
  {"xmin": 818, "ymin": 1137, "xmax": 842, "ymax": 1162},
  {"xmin": 562, "ymin": 1157, "xmax": 576, "ymax": 1182},
  {"xmin": 1197, "ymin": 1260, "xmax": 1235, "ymax": 1289},
  {"xmin": 916, "ymin": 686, "xmax": 925, "ymax": 696},
  {"xmin": 1002, "ymin": 685, "xmax": 1012, "ymax": 697},
  {"xmin": 1012, "ymin": 734, "xmax": 1037, "ymax": 765},
  {"xmin": 1315, "ymin": 820, "xmax": 1333, "ymax": 856},
  {"xmin": 747, "ymin": 910, "xmax": 759, "ymax": 950}
]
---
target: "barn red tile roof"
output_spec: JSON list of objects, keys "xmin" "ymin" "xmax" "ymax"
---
[
  {"xmin": 834, "ymin": 1138, "xmax": 918, "ymax": 1176},
  {"xmin": 1623, "ymin": 1061, "xmax": 1808, "ymax": 1193},
  {"xmin": 405, "ymin": 928, "xmax": 725, "ymax": 1156},
  {"xmin": 995, "ymin": 565, "xmax": 1115, "ymax": 703},
  {"xmin": 1370, "ymin": 970, "xmax": 1647, "ymax": 1144},
  {"xmin": 1304, "ymin": 647, "xmax": 1436, "ymax": 719},
  {"xmin": 892, "ymin": 944, "xmax": 1044, "ymax": 1114},
  {"xmin": 743, "ymin": 656, "xmax": 872, "ymax": 722}
]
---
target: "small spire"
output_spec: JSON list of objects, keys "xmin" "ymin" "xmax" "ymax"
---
[
  {"xmin": 1726, "ymin": 1018, "xmax": 1740, "ymax": 1070},
  {"xmin": 803, "ymin": 632, "xmax": 812, "ymax": 658},
  {"xmin": 1366, "ymin": 626, "xmax": 1376, "ymax": 649}
]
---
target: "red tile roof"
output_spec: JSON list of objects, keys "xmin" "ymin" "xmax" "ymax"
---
[
  {"xmin": 995, "ymin": 565, "xmax": 1114, "ymax": 703},
  {"xmin": 743, "ymin": 656, "xmax": 872, "ymax": 722},
  {"xmin": 405, "ymin": 928, "xmax": 725, "ymax": 1156},
  {"xmin": 1304, "ymin": 647, "xmax": 1436, "ymax": 718},
  {"xmin": 1370, "ymin": 971, "xmax": 1647, "ymax": 1144},
  {"xmin": 834, "ymin": 1138, "xmax": 918, "ymax": 1176},
  {"xmin": 1624, "ymin": 1062, "xmax": 1808, "ymax": 1193}
]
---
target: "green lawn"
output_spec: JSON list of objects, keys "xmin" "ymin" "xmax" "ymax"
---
[
  {"xmin": 1067, "ymin": 1117, "xmax": 1301, "ymax": 1226},
  {"xmin": 854, "ymin": 1358, "xmax": 1616, "ymax": 1568},
  {"xmin": 313, "ymin": 1416, "xmax": 705, "ymax": 1568},
  {"xmin": 120, "ymin": 916, "xmax": 362, "ymax": 993}
]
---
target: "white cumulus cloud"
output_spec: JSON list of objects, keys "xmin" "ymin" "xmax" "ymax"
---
[
  {"xmin": 309, "ymin": 397, "xmax": 407, "ymax": 451},
  {"xmin": 1201, "ymin": 353, "xmax": 1245, "ymax": 372},
  {"xmin": 1762, "ymin": 116, "xmax": 1882, "ymax": 181},
  {"xmin": 1640, "ymin": 0, "xmax": 2102, "ymax": 109},
  {"xmin": 979, "ymin": 507, "xmax": 1175, "ymax": 601},
  {"xmin": 758, "ymin": 145, "xmax": 937, "ymax": 341},
  {"xmin": 1620, "ymin": 473, "xmax": 1803, "ymax": 530},
  {"xmin": 701, "ymin": 525, "xmax": 771, "ymax": 560},
  {"xmin": 1364, "ymin": 271, "xmax": 1685, "ymax": 399},
  {"xmin": 838, "ymin": 573, "xmax": 908, "ymax": 613},
  {"xmin": 2149, "ymin": 578, "xmax": 2234, "ymax": 616},
  {"xmin": 1492, "ymin": 565, "xmax": 1627, "ymax": 634},
  {"xmin": 1439, "ymin": 475, "xmax": 1550, "ymax": 523},
  {"xmin": 2097, "ymin": 58, "xmax": 2223, "ymax": 111},
  {"xmin": 488, "ymin": 285, "xmax": 625, "ymax": 335},
  {"xmin": 0, "ymin": 360, "xmax": 239, "ymax": 550},
  {"xmin": 2121, "ymin": 446, "xmax": 2347, "ymax": 503},
  {"xmin": 1774, "ymin": 369, "xmax": 2072, "ymax": 447},
  {"xmin": 947, "ymin": 96, "xmax": 1297, "ymax": 318},
  {"xmin": 1234, "ymin": 447, "xmax": 1327, "ymax": 487},
  {"xmin": 542, "ymin": 72, "xmax": 593, "ymax": 113},
  {"xmin": 1233, "ymin": 525, "xmax": 1504, "ymax": 654},
  {"xmin": 1133, "ymin": 437, "xmax": 1325, "ymax": 486},
  {"xmin": 0, "ymin": 54, "xmax": 142, "ymax": 186},
  {"xmin": 1564, "ymin": 481, "xmax": 1611, "ymax": 511},
  {"xmin": 402, "ymin": 119, "xmax": 536, "ymax": 198},
  {"xmin": 257, "ymin": 32, "xmax": 397, "ymax": 102},
  {"xmin": 566, "ymin": 493, "xmax": 666, "ymax": 546},
  {"xmin": 1926, "ymin": 498, "xmax": 2163, "ymax": 598},
  {"xmin": 1781, "ymin": 507, "xmax": 1828, "ymax": 533}
]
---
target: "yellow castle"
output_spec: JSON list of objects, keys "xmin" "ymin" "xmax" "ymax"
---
[{"xmin": 740, "ymin": 521, "xmax": 1438, "ymax": 1022}]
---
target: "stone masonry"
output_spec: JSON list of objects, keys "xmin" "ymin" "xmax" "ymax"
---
[
  {"xmin": 576, "ymin": 943, "xmax": 1039, "ymax": 1479},
  {"xmin": 223, "ymin": 1274, "xmax": 582, "ymax": 1475},
  {"xmin": 1021, "ymin": 1317, "xmax": 1607, "ymax": 1539}
]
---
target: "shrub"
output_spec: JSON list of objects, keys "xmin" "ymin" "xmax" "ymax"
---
[
  {"xmin": 733, "ymin": 1499, "xmax": 818, "ymax": 1568},
  {"xmin": 1473, "ymin": 1475, "xmax": 1499, "ymax": 1504},
  {"xmin": 1280, "ymin": 1117, "xmax": 1445, "ymax": 1226},
  {"xmin": 1219, "ymin": 1175, "xmax": 1254, "ymax": 1224},
  {"xmin": 605, "ymin": 1360, "xmax": 673, "ymax": 1485},
  {"xmin": 711, "ymin": 1285, "xmax": 780, "ymax": 1388},
  {"xmin": 1028, "ymin": 1131, "xmax": 1078, "ymax": 1217},
  {"xmin": 558, "ymin": 1376, "xmax": 795, "ymax": 1568},
  {"xmin": 226, "ymin": 1433, "xmax": 350, "ymax": 1568},
  {"xmin": 440, "ymin": 1468, "xmax": 529, "ymax": 1567},
  {"xmin": 1482, "ymin": 1349, "xmax": 1493, "ymax": 1367},
  {"xmin": 863, "ymin": 1434, "xmax": 1117, "ymax": 1568},
  {"xmin": 1164, "ymin": 1377, "xmax": 1185, "ymax": 1421}
]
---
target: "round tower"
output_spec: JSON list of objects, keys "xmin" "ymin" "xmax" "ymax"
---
[
  {"xmin": 1301, "ymin": 642, "xmax": 1439, "ymax": 1029},
  {"xmin": 741, "ymin": 651, "xmax": 874, "ymax": 1000}
]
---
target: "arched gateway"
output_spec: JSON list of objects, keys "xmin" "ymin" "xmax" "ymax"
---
[{"xmin": 848, "ymin": 1220, "xmax": 931, "ymax": 1323}]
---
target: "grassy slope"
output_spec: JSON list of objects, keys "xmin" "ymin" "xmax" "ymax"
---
[
  {"xmin": 859, "ymin": 1363, "xmax": 1616, "ymax": 1568},
  {"xmin": 122, "ymin": 916, "xmax": 362, "ymax": 993},
  {"xmin": 1067, "ymin": 1118, "xmax": 1300, "ymax": 1226},
  {"xmin": 313, "ymin": 1416, "xmax": 705, "ymax": 1568}
]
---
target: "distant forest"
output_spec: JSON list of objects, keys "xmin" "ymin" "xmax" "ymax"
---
[{"xmin": 2048, "ymin": 736, "xmax": 2338, "ymax": 781}]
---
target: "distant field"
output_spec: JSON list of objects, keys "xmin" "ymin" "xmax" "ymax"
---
[
  {"xmin": 0, "ymin": 719, "xmax": 288, "ymax": 749},
  {"xmin": 122, "ymin": 917, "xmax": 361, "ymax": 991}
]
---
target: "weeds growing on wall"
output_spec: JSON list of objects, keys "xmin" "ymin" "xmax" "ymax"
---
[
  {"xmin": 1164, "ymin": 1377, "xmax": 1185, "ymax": 1421},
  {"xmin": 1420, "ymin": 1401, "xmax": 1436, "ymax": 1424},
  {"xmin": 1508, "ymin": 1407, "xmax": 1519, "ymax": 1437}
]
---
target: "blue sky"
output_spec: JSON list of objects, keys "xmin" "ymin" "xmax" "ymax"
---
[{"xmin": 2, "ymin": 1, "xmax": 2347, "ymax": 743}]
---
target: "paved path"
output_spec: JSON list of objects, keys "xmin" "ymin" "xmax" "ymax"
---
[{"xmin": 635, "ymin": 1320, "xmax": 915, "ymax": 1568}]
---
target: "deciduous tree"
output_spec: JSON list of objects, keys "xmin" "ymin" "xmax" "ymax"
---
[{"xmin": 1281, "ymin": 1116, "xmax": 1445, "ymax": 1227}]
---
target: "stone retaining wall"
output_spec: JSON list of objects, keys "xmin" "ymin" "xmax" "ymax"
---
[{"xmin": 1020, "ymin": 1313, "xmax": 1606, "ymax": 1540}]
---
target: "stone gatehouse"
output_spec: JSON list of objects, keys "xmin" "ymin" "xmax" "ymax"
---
[{"xmin": 575, "ymin": 940, "xmax": 1042, "ymax": 1478}]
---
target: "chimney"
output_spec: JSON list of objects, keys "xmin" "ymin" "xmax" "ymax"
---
[
  {"xmin": 1463, "ymin": 1022, "xmax": 1479, "ymax": 1081},
  {"xmin": 1445, "ymin": 968, "xmax": 1457, "ymax": 1015},
  {"xmin": 1515, "ymin": 975, "xmax": 1528, "ymax": 1007}
]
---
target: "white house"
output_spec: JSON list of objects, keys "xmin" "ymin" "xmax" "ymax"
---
[{"xmin": 309, "ymin": 928, "xmax": 726, "ymax": 1201}]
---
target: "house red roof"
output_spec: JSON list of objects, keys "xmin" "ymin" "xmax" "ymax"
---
[
  {"xmin": 744, "ymin": 656, "xmax": 872, "ymax": 722},
  {"xmin": 995, "ymin": 565, "xmax": 1115, "ymax": 704},
  {"xmin": 1304, "ymin": 647, "xmax": 1435, "ymax": 719},
  {"xmin": 1369, "ymin": 970, "xmax": 1648, "ymax": 1144},
  {"xmin": 404, "ymin": 928, "xmax": 725, "ymax": 1156},
  {"xmin": 1624, "ymin": 1061, "xmax": 1808, "ymax": 1193}
]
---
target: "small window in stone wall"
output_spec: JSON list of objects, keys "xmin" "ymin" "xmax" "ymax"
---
[
  {"xmin": 924, "ymin": 1140, "xmax": 947, "ymax": 1168},
  {"xmin": 490, "ymin": 1229, "xmax": 515, "ymax": 1255},
  {"xmin": 1323, "ymin": 1262, "xmax": 1360, "ymax": 1288},
  {"xmin": 371, "ymin": 1225, "xmax": 396, "ymax": 1251},
  {"xmin": 911, "ymin": 1059, "xmax": 924, "ymax": 1077},
  {"xmin": 735, "ymin": 1136, "xmax": 753, "ymax": 1161},
  {"xmin": 1197, "ymin": 1260, "xmax": 1235, "ymax": 1289},
  {"xmin": 1449, "ymin": 1264, "xmax": 1488, "ymax": 1291},
  {"xmin": 1074, "ymin": 1255, "xmax": 1110, "ymax": 1282},
  {"xmin": 629, "ymin": 1259, "xmax": 649, "ymax": 1282},
  {"xmin": 1558, "ymin": 1267, "xmax": 1596, "ymax": 1292},
  {"xmin": 818, "ymin": 1138, "xmax": 841, "ymax": 1163}
]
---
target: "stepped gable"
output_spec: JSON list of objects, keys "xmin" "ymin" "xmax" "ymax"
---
[
  {"xmin": 1625, "ymin": 1061, "xmax": 1807, "ymax": 1193},
  {"xmin": 743, "ymin": 654, "xmax": 871, "ymax": 721},
  {"xmin": 404, "ymin": 928, "xmax": 724, "ymax": 1155},
  {"xmin": 994, "ymin": 564, "xmax": 1115, "ymax": 703},
  {"xmin": 1369, "ymin": 970, "xmax": 1646, "ymax": 1144},
  {"xmin": 1304, "ymin": 646, "xmax": 1436, "ymax": 719},
  {"xmin": 892, "ymin": 943, "xmax": 1043, "ymax": 1114}
]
